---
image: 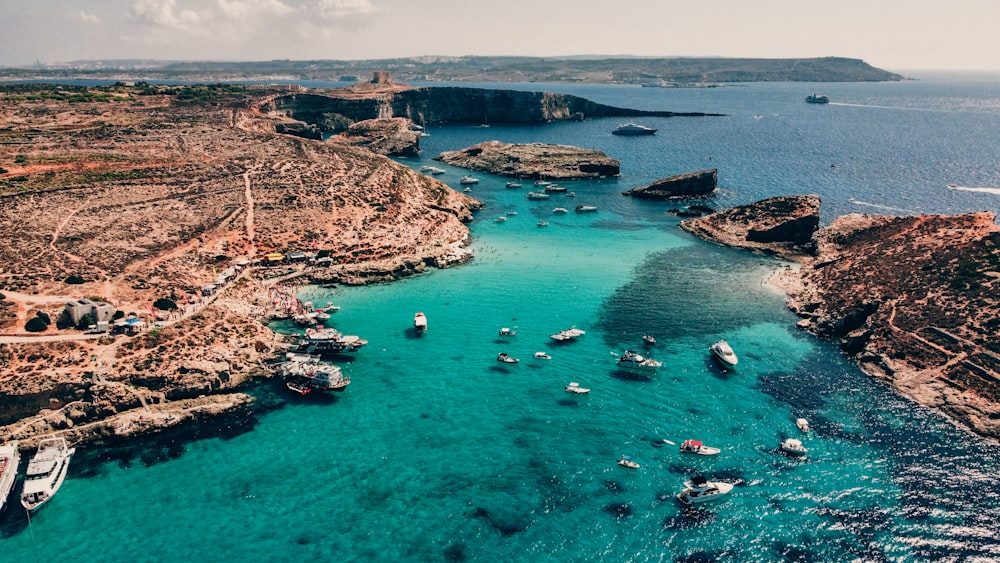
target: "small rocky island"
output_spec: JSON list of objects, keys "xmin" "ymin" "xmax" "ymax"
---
[
  {"xmin": 681, "ymin": 196, "xmax": 1000, "ymax": 440},
  {"xmin": 623, "ymin": 169, "xmax": 718, "ymax": 199},
  {"xmin": 436, "ymin": 141, "xmax": 620, "ymax": 179}
]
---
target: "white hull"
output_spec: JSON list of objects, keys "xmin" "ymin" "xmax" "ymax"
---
[
  {"xmin": 710, "ymin": 340, "xmax": 738, "ymax": 368},
  {"xmin": 0, "ymin": 441, "xmax": 20, "ymax": 514},
  {"xmin": 20, "ymin": 437, "xmax": 75, "ymax": 513},
  {"xmin": 677, "ymin": 478, "xmax": 733, "ymax": 505}
]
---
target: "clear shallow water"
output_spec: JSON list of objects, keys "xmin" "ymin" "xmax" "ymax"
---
[{"xmin": 3, "ymin": 77, "xmax": 1000, "ymax": 562}]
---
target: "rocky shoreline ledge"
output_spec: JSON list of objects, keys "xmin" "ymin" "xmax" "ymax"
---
[
  {"xmin": 435, "ymin": 141, "xmax": 620, "ymax": 179},
  {"xmin": 681, "ymin": 196, "xmax": 1000, "ymax": 440}
]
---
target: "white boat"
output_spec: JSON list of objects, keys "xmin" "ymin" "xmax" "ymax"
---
[
  {"xmin": 497, "ymin": 352, "xmax": 520, "ymax": 364},
  {"xmin": 414, "ymin": 312, "xmax": 427, "ymax": 332},
  {"xmin": 612, "ymin": 122, "xmax": 657, "ymax": 136},
  {"xmin": 679, "ymin": 439, "xmax": 721, "ymax": 456},
  {"xmin": 527, "ymin": 192, "xmax": 550, "ymax": 200},
  {"xmin": 420, "ymin": 165, "xmax": 446, "ymax": 175},
  {"xmin": 550, "ymin": 327, "xmax": 585, "ymax": 341},
  {"xmin": 494, "ymin": 216, "xmax": 507, "ymax": 223},
  {"xmin": 506, "ymin": 211, "xmax": 518, "ymax": 216},
  {"xmin": 279, "ymin": 360, "xmax": 350, "ymax": 392},
  {"xmin": 505, "ymin": 181, "xmax": 523, "ymax": 189},
  {"xmin": 780, "ymin": 438, "xmax": 808, "ymax": 457},
  {"xmin": 299, "ymin": 327, "xmax": 368, "ymax": 354},
  {"xmin": 460, "ymin": 175, "xmax": 479, "ymax": 185},
  {"xmin": 642, "ymin": 334, "xmax": 656, "ymax": 345},
  {"xmin": 20, "ymin": 437, "xmax": 75, "ymax": 513},
  {"xmin": 536, "ymin": 221, "xmax": 549, "ymax": 227},
  {"xmin": 676, "ymin": 474, "xmax": 734, "ymax": 505},
  {"xmin": 796, "ymin": 418, "xmax": 810, "ymax": 432},
  {"xmin": 544, "ymin": 184, "xmax": 567, "ymax": 192},
  {"xmin": 710, "ymin": 340, "xmax": 738, "ymax": 369},
  {"xmin": 616, "ymin": 350, "xmax": 662, "ymax": 371},
  {"xmin": 534, "ymin": 352, "xmax": 552, "ymax": 360},
  {"xmin": 575, "ymin": 205, "xmax": 598, "ymax": 213},
  {"xmin": 533, "ymin": 180, "xmax": 552, "ymax": 187},
  {"xmin": 499, "ymin": 327, "xmax": 517, "ymax": 336},
  {"xmin": 617, "ymin": 455, "xmax": 640, "ymax": 469},
  {"xmin": 564, "ymin": 382, "xmax": 589, "ymax": 393},
  {"xmin": 552, "ymin": 207, "xmax": 568, "ymax": 214},
  {"xmin": 0, "ymin": 441, "xmax": 21, "ymax": 514}
]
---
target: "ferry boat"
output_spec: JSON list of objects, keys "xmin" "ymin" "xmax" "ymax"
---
[
  {"xmin": 612, "ymin": 122, "xmax": 657, "ymax": 136},
  {"xmin": 297, "ymin": 327, "xmax": 368, "ymax": 355},
  {"xmin": 0, "ymin": 441, "xmax": 21, "ymax": 514},
  {"xmin": 616, "ymin": 350, "xmax": 662, "ymax": 372},
  {"xmin": 676, "ymin": 474, "xmax": 734, "ymax": 505},
  {"xmin": 710, "ymin": 340, "xmax": 738, "ymax": 369},
  {"xmin": 414, "ymin": 312, "xmax": 427, "ymax": 333},
  {"xmin": 279, "ymin": 360, "xmax": 350, "ymax": 392},
  {"xmin": 20, "ymin": 437, "xmax": 75, "ymax": 513},
  {"xmin": 805, "ymin": 94, "xmax": 830, "ymax": 104}
]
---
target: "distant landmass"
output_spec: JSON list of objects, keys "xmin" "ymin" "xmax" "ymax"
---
[{"xmin": 0, "ymin": 56, "xmax": 904, "ymax": 84}]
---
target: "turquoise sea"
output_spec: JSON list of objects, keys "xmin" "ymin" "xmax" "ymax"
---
[{"xmin": 3, "ymin": 74, "xmax": 1000, "ymax": 562}]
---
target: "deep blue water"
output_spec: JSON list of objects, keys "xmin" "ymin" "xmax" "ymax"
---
[{"xmin": 3, "ymin": 76, "xmax": 1000, "ymax": 562}]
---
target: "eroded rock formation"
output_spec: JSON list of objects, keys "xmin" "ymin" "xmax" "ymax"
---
[
  {"xmin": 436, "ymin": 141, "xmax": 620, "ymax": 179},
  {"xmin": 679, "ymin": 195, "xmax": 821, "ymax": 258},
  {"xmin": 624, "ymin": 169, "xmax": 718, "ymax": 199}
]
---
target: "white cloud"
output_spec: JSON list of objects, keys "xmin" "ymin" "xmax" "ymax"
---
[
  {"xmin": 124, "ymin": 0, "xmax": 381, "ymax": 45},
  {"xmin": 78, "ymin": 10, "xmax": 101, "ymax": 24}
]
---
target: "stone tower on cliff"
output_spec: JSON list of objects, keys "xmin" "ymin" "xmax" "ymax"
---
[{"xmin": 372, "ymin": 71, "xmax": 393, "ymax": 84}]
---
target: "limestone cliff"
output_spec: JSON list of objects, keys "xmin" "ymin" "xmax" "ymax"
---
[
  {"xmin": 259, "ymin": 86, "xmax": 724, "ymax": 136},
  {"xmin": 679, "ymin": 195, "xmax": 821, "ymax": 258},
  {"xmin": 340, "ymin": 117, "xmax": 421, "ymax": 157},
  {"xmin": 624, "ymin": 169, "xmax": 718, "ymax": 199},
  {"xmin": 435, "ymin": 141, "xmax": 620, "ymax": 179}
]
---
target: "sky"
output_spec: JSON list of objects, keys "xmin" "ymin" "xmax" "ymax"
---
[{"xmin": 1, "ymin": 0, "xmax": 997, "ymax": 72}]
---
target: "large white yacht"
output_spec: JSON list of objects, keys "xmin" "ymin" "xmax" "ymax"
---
[
  {"xmin": 21, "ymin": 437, "xmax": 75, "ymax": 513},
  {"xmin": 612, "ymin": 122, "xmax": 657, "ymax": 136},
  {"xmin": 616, "ymin": 350, "xmax": 662, "ymax": 372},
  {"xmin": 710, "ymin": 340, "xmax": 739, "ymax": 369},
  {"xmin": 676, "ymin": 474, "xmax": 734, "ymax": 505},
  {"xmin": 550, "ymin": 327, "xmax": 586, "ymax": 341},
  {"xmin": 0, "ymin": 441, "xmax": 21, "ymax": 514}
]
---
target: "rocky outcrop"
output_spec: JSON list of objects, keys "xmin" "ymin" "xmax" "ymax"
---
[
  {"xmin": 435, "ymin": 141, "xmax": 620, "ymax": 179},
  {"xmin": 340, "ymin": 117, "xmax": 421, "ymax": 157},
  {"xmin": 679, "ymin": 195, "xmax": 821, "ymax": 258},
  {"xmin": 624, "ymin": 169, "xmax": 717, "ymax": 199},
  {"xmin": 681, "ymin": 195, "xmax": 1000, "ymax": 440},
  {"xmin": 259, "ymin": 86, "xmax": 725, "ymax": 136}
]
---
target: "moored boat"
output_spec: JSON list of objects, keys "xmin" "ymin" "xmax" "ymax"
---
[
  {"xmin": 575, "ymin": 205, "xmax": 598, "ymax": 212},
  {"xmin": 0, "ymin": 441, "xmax": 21, "ymax": 514},
  {"xmin": 616, "ymin": 350, "xmax": 662, "ymax": 372},
  {"xmin": 612, "ymin": 122, "xmax": 657, "ymax": 136},
  {"xmin": 534, "ymin": 352, "xmax": 552, "ymax": 360},
  {"xmin": 505, "ymin": 181, "xmax": 522, "ymax": 188},
  {"xmin": 679, "ymin": 439, "xmax": 721, "ymax": 456},
  {"xmin": 499, "ymin": 327, "xmax": 517, "ymax": 336},
  {"xmin": 642, "ymin": 334, "xmax": 656, "ymax": 345},
  {"xmin": 676, "ymin": 474, "xmax": 734, "ymax": 505},
  {"xmin": 279, "ymin": 360, "xmax": 350, "ymax": 392},
  {"xmin": 527, "ymin": 192, "xmax": 551, "ymax": 200},
  {"xmin": 460, "ymin": 175, "xmax": 479, "ymax": 185},
  {"xmin": 710, "ymin": 340, "xmax": 738, "ymax": 369},
  {"xmin": 617, "ymin": 454, "xmax": 640, "ymax": 469},
  {"xmin": 780, "ymin": 438, "xmax": 808, "ymax": 457},
  {"xmin": 564, "ymin": 382, "xmax": 589, "ymax": 393},
  {"xmin": 796, "ymin": 418, "xmax": 810, "ymax": 432},
  {"xmin": 552, "ymin": 207, "xmax": 568, "ymax": 214},
  {"xmin": 420, "ymin": 165, "xmax": 446, "ymax": 175},
  {"xmin": 544, "ymin": 184, "xmax": 567, "ymax": 192},
  {"xmin": 497, "ymin": 352, "xmax": 520, "ymax": 364},
  {"xmin": 20, "ymin": 437, "xmax": 75, "ymax": 513},
  {"xmin": 414, "ymin": 312, "xmax": 427, "ymax": 332},
  {"xmin": 550, "ymin": 327, "xmax": 585, "ymax": 341}
]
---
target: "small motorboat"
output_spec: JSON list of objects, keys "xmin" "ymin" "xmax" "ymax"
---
[
  {"xmin": 575, "ymin": 205, "xmax": 598, "ymax": 213},
  {"xmin": 679, "ymin": 439, "xmax": 721, "ymax": 456},
  {"xmin": 534, "ymin": 352, "xmax": 552, "ymax": 360},
  {"xmin": 533, "ymin": 180, "xmax": 552, "ymax": 187},
  {"xmin": 617, "ymin": 455, "xmax": 640, "ymax": 469},
  {"xmin": 710, "ymin": 340, "xmax": 738, "ymax": 369},
  {"xmin": 506, "ymin": 211, "xmax": 518, "ymax": 216},
  {"xmin": 286, "ymin": 381, "xmax": 312, "ymax": 396},
  {"xmin": 552, "ymin": 207, "xmax": 568, "ymax": 214},
  {"xmin": 526, "ymin": 192, "xmax": 551, "ymax": 200},
  {"xmin": 494, "ymin": 216, "xmax": 507, "ymax": 223},
  {"xmin": 536, "ymin": 221, "xmax": 549, "ymax": 227},
  {"xmin": 464, "ymin": 187, "xmax": 472, "ymax": 193},
  {"xmin": 499, "ymin": 327, "xmax": 518, "ymax": 336},
  {"xmin": 544, "ymin": 184, "xmax": 567, "ymax": 192},
  {"xmin": 616, "ymin": 350, "xmax": 662, "ymax": 372},
  {"xmin": 506, "ymin": 181, "xmax": 522, "ymax": 189},
  {"xmin": 642, "ymin": 334, "xmax": 656, "ymax": 345},
  {"xmin": 549, "ymin": 327, "xmax": 585, "ymax": 341},
  {"xmin": 420, "ymin": 165, "xmax": 446, "ymax": 175},
  {"xmin": 497, "ymin": 352, "xmax": 520, "ymax": 364},
  {"xmin": 564, "ymin": 382, "xmax": 589, "ymax": 393},
  {"xmin": 796, "ymin": 418, "xmax": 810, "ymax": 432},
  {"xmin": 676, "ymin": 474, "xmax": 733, "ymax": 505},
  {"xmin": 780, "ymin": 438, "xmax": 808, "ymax": 457},
  {"xmin": 460, "ymin": 175, "xmax": 479, "ymax": 185},
  {"xmin": 414, "ymin": 312, "xmax": 427, "ymax": 332}
]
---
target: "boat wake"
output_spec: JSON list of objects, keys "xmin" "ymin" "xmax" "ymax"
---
[
  {"xmin": 847, "ymin": 198, "xmax": 917, "ymax": 214},
  {"xmin": 946, "ymin": 184, "xmax": 1000, "ymax": 195}
]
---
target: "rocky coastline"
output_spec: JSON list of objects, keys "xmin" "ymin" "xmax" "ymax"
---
[
  {"xmin": 623, "ymin": 169, "xmax": 718, "ymax": 199},
  {"xmin": 435, "ymin": 141, "xmax": 620, "ymax": 179},
  {"xmin": 681, "ymin": 197, "xmax": 1000, "ymax": 440}
]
